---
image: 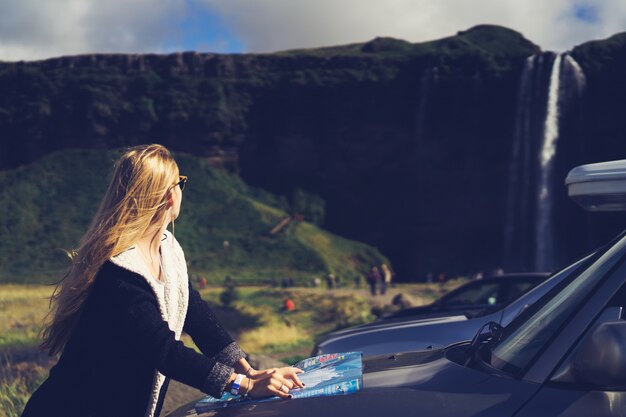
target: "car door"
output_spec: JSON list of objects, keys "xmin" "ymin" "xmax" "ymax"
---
[
  {"xmin": 513, "ymin": 313, "xmax": 626, "ymax": 416},
  {"xmin": 510, "ymin": 237, "xmax": 626, "ymax": 417}
]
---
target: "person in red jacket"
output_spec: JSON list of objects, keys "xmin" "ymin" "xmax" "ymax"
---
[
  {"xmin": 284, "ymin": 298, "xmax": 296, "ymax": 312},
  {"xmin": 22, "ymin": 144, "xmax": 303, "ymax": 417}
]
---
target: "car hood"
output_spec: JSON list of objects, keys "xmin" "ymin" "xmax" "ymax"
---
[
  {"xmin": 325, "ymin": 313, "xmax": 468, "ymax": 338},
  {"xmin": 316, "ymin": 314, "xmax": 469, "ymax": 352},
  {"xmin": 167, "ymin": 347, "xmax": 539, "ymax": 417},
  {"xmin": 380, "ymin": 304, "xmax": 497, "ymax": 321}
]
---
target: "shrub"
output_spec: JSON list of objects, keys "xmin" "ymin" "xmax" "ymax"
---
[{"xmin": 310, "ymin": 295, "xmax": 374, "ymax": 329}]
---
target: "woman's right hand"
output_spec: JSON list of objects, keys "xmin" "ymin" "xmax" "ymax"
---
[{"xmin": 245, "ymin": 368, "xmax": 302, "ymax": 399}]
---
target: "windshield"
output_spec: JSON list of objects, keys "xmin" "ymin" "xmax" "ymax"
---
[
  {"xmin": 488, "ymin": 233, "xmax": 626, "ymax": 375},
  {"xmin": 444, "ymin": 282, "xmax": 500, "ymax": 306}
]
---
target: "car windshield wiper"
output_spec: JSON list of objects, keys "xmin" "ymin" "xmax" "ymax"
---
[{"xmin": 463, "ymin": 321, "xmax": 503, "ymax": 367}]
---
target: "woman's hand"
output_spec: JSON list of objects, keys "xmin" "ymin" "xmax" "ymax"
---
[{"xmin": 245, "ymin": 367, "xmax": 305, "ymax": 399}]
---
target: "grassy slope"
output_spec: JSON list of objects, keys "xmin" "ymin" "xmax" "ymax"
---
[{"xmin": 0, "ymin": 149, "xmax": 389, "ymax": 283}]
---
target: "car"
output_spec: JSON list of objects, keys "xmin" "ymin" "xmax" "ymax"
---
[
  {"xmin": 382, "ymin": 272, "xmax": 550, "ymax": 320},
  {"xmin": 167, "ymin": 159, "xmax": 626, "ymax": 417},
  {"xmin": 313, "ymin": 271, "xmax": 568, "ymax": 357}
]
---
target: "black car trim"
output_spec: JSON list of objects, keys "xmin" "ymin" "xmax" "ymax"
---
[
  {"xmin": 523, "ymin": 234, "xmax": 626, "ymax": 383},
  {"xmin": 485, "ymin": 240, "xmax": 614, "ymax": 379}
]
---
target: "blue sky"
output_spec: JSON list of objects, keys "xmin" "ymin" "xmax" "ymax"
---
[
  {"xmin": 165, "ymin": 1, "xmax": 245, "ymax": 53},
  {"xmin": 0, "ymin": 0, "xmax": 624, "ymax": 61},
  {"xmin": 573, "ymin": 4, "xmax": 600, "ymax": 23}
]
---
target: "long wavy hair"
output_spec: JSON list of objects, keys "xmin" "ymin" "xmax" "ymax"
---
[{"xmin": 40, "ymin": 144, "xmax": 180, "ymax": 356}]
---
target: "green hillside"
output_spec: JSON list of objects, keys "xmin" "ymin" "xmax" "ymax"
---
[{"xmin": 0, "ymin": 149, "xmax": 388, "ymax": 283}]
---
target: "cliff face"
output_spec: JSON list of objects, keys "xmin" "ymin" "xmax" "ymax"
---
[
  {"xmin": 239, "ymin": 27, "xmax": 539, "ymax": 278},
  {"xmin": 4, "ymin": 25, "xmax": 624, "ymax": 279}
]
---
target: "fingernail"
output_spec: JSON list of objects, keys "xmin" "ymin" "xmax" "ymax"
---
[
  {"xmin": 302, "ymin": 383, "xmax": 306, "ymax": 387},
  {"xmin": 288, "ymin": 395, "xmax": 293, "ymax": 399}
]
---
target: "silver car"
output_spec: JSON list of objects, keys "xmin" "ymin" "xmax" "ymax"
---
[{"xmin": 314, "ymin": 254, "xmax": 593, "ymax": 357}]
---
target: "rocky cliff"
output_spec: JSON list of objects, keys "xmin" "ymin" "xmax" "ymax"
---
[{"xmin": 2, "ymin": 25, "xmax": 625, "ymax": 279}]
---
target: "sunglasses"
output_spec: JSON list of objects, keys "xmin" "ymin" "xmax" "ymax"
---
[{"xmin": 175, "ymin": 175, "xmax": 188, "ymax": 191}]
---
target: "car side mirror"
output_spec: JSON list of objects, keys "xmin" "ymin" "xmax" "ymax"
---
[{"xmin": 552, "ymin": 320, "xmax": 626, "ymax": 387}]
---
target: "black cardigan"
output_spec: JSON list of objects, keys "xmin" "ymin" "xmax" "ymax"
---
[{"xmin": 22, "ymin": 261, "xmax": 245, "ymax": 417}]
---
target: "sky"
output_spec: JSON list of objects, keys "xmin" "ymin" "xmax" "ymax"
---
[{"xmin": 0, "ymin": 0, "xmax": 625, "ymax": 61}]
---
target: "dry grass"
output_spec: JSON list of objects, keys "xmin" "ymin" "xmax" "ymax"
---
[
  {"xmin": 0, "ymin": 361, "xmax": 49, "ymax": 417},
  {"xmin": 239, "ymin": 322, "xmax": 310, "ymax": 354},
  {"xmin": 0, "ymin": 285, "xmax": 54, "ymax": 351},
  {"xmin": 0, "ymin": 285, "xmax": 55, "ymax": 416}
]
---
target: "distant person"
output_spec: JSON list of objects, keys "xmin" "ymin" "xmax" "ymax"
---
[
  {"xmin": 438, "ymin": 272, "xmax": 446, "ymax": 290},
  {"xmin": 334, "ymin": 274, "xmax": 341, "ymax": 288},
  {"xmin": 426, "ymin": 272, "xmax": 434, "ymax": 283},
  {"xmin": 311, "ymin": 276, "xmax": 321, "ymax": 288},
  {"xmin": 381, "ymin": 263, "xmax": 392, "ymax": 295},
  {"xmin": 367, "ymin": 266, "xmax": 382, "ymax": 296},
  {"xmin": 199, "ymin": 276, "xmax": 207, "ymax": 288},
  {"xmin": 283, "ymin": 298, "xmax": 295, "ymax": 312},
  {"xmin": 326, "ymin": 273, "xmax": 335, "ymax": 290},
  {"xmin": 22, "ymin": 144, "xmax": 303, "ymax": 417}
]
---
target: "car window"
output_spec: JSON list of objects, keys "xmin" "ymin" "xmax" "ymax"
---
[
  {"xmin": 506, "ymin": 281, "xmax": 538, "ymax": 303},
  {"xmin": 501, "ymin": 254, "xmax": 597, "ymax": 327},
  {"xmin": 444, "ymin": 282, "xmax": 501, "ymax": 306},
  {"xmin": 488, "ymin": 234, "xmax": 626, "ymax": 376},
  {"xmin": 607, "ymin": 281, "xmax": 626, "ymax": 308}
]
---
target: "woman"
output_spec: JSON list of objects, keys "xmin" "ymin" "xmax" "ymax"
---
[{"xmin": 22, "ymin": 144, "xmax": 303, "ymax": 417}]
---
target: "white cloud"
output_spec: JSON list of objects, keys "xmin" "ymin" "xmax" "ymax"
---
[
  {"xmin": 0, "ymin": 0, "xmax": 184, "ymax": 61},
  {"xmin": 0, "ymin": 0, "xmax": 625, "ymax": 61},
  {"xmin": 202, "ymin": 0, "xmax": 626, "ymax": 52}
]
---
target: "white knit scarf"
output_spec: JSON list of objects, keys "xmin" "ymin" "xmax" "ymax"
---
[{"xmin": 110, "ymin": 230, "xmax": 190, "ymax": 417}]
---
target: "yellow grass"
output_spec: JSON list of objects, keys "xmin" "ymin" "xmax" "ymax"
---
[
  {"xmin": 238, "ymin": 321, "xmax": 310, "ymax": 354},
  {"xmin": 0, "ymin": 285, "xmax": 54, "ymax": 350}
]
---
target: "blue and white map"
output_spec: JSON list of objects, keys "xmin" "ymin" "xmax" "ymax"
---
[{"xmin": 195, "ymin": 352, "xmax": 363, "ymax": 413}]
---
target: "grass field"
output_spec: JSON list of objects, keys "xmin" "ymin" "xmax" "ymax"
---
[
  {"xmin": 0, "ymin": 280, "xmax": 461, "ymax": 416},
  {"xmin": 0, "ymin": 149, "xmax": 390, "ymax": 285}
]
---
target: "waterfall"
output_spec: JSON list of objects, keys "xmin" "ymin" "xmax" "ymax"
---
[
  {"xmin": 563, "ymin": 55, "xmax": 586, "ymax": 93},
  {"xmin": 534, "ymin": 53, "xmax": 563, "ymax": 271},
  {"xmin": 505, "ymin": 52, "xmax": 585, "ymax": 272},
  {"xmin": 534, "ymin": 53, "xmax": 586, "ymax": 271},
  {"xmin": 415, "ymin": 66, "xmax": 438, "ymax": 140},
  {"xmin": 504, "ymin": 55, "xmax": 538, "ymax": 269}
]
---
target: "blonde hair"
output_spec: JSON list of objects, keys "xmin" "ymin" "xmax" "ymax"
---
[{"xmin": 40, "ymin": 144, "xmax": 180, "ymax": 355}]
